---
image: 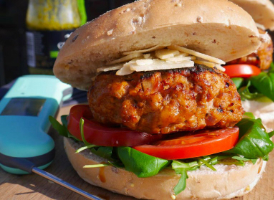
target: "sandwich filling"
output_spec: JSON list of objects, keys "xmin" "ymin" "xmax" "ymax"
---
[{"xmin": 98, "ymin": 45, "xmax": 225, "ymax": 75}]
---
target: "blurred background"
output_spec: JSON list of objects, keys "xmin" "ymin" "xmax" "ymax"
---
[
  {"xmin": 0, "ymin": 0, "xmax": 134, "ymax": 87},
  {"xmin": 0, "ymin": 0, "xmax": 274, "ymax": 87}
]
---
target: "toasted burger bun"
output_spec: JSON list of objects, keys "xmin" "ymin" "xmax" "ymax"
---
[
  {"xmin": 64, "ymin": 137, "xmax": 266, "ymax": 200},
  {"xmin": 242, "ymin": 99, "xmax": 274, "ymax": 131},
  {"xmin": 54, "ymin": 0, "xmax": 261, "ymax": 90},
  {"xmin": 227, "ymin": 0, "xmax": 274, "ymax": 129},
  {"xmin": 230, "ymin": 0, "xmax": 274, "ymax": 30}
]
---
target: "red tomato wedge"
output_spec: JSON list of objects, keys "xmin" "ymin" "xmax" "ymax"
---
[
  {"xmin": 67, "ymin": 105, "xmax": 162, "ymax": 146},
  {"xmin": 224, "ymin": 64, "xmax": 261, "ymax": 78},
  {"xmin": 134, "ymin": 128, "xmax": 239, "ymax": 160}
]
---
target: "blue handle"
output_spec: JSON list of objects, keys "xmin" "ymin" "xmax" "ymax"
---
[{"xmin": 0, "ymin": 75, "xmax": 72, "ymax": 174}]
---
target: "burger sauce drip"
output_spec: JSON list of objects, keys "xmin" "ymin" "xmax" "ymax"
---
[{"xmin": 99, "ymin": 166, "xmax": 106, "ymax": 183}]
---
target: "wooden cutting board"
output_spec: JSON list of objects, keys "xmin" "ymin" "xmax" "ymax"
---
[{"xmin": 0, "ymin": 105, "xmax": 273, "ymax": 200}]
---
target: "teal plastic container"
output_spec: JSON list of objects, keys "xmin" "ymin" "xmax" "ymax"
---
[{"xmin": 0, "ymin": 75, "xmax": 72, "ymax": 174}]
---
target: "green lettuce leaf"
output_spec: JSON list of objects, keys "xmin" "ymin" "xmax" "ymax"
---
[
  {"xmin": 172, "ymin": 160, "xmax": 199, "ymax": 195},
  {"xmin": 117, "ymin": 147, "xmax": 170, "ymax": 178},
  {"xmin": 243, "ymin": 112, "xmax": 255, "ymax": 119},
  {"xmin": 231, "ymin": 156, "xmax": 257, "ymax": 165},
  {"xmin": 91, "ymin": 147, "xmax": 114, "ymax": 161},
  {"xmin": 231, "ymin": 77, "xmax": 244, "ymax": 89},
  {"xmin": 173, "ymin": 169, "xmax": 187, "ymax": 195},
  {"xmin": 238, "ymin": 80, "xmax": 263, "ymax": 100},
  {"xmin": 269, "ymin": 130, "xmax": 274, "ymax": 138},
  {"xmin": 49, "ymin": 115, "xmax": 80, "ymax": 141},
  {"xmin": 49, "ymin": 116, "xmax": 67, "ymax": 136},
  {"xmin": 226, "ymin": 118, "xmax": 274, "ymax": 159},
  {"xmin": 79, "ymin": 118, "xmax": 92, "ymax": 146},
  {"xmin": 245, "ymin": 63, "xmax": 274, "ymax": 101},
  {"xmin": 250, "ymin": 68, "xmax": 274, "ymax": 101}
]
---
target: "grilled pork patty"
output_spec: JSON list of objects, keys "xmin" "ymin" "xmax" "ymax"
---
[{"xmin": 88, "ymin": 65, "xmax": 243, "ymax": 134}]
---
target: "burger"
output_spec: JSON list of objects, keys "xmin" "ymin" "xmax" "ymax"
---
[
  {"xmin": 225, "ymin": 0, "xmax": 274, "ymax": 132},
  {"xmin": 51, "ymin": 0, "xmax": 274, "ymax": 199},
  {"xmin": 230, "ymin": 0, "xmax": 274, "ymax": 32}
]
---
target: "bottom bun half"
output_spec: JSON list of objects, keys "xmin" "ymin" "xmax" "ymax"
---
[
  {"xmin": 242, "ymin": 100, "xmax": 274, "ymax": 132},
  {"xmin": 64, "ymin": 137, "xmax": 266, "ymax": 200}
]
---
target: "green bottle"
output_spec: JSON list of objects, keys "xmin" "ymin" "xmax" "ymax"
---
[{"xmin": 26, "ymin": 0, "xmax": 87, "ymax": 74}]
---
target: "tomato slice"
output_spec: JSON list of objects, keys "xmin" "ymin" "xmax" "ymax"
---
[
  {"xmin": 67, "ymin": 105, "xmax": 162, "ymax": 147},
  {"xmin": 134, "ymin": 128, "xmax": 239, "ymax": 160},
  {"xmin": 224, "ymin": 64, "xmax": 261, "ymax": 78}
]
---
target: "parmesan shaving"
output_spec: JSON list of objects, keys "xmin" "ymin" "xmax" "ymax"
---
[
  {"xmin": 143, "ymin": 54, "xmax": 152, "ymax": 59},
  {"xmin": 97, "ymin": 65, "xmax": 122, "ymax": 72},
  {"xmin": 215, "ymin": 64, "xmax": 224, "ymax": 72},
  {"xmin": 107, "ymin": 52, "xmax": 142, "ymax": 65},
  {"xmin": 123, "ymin": 45, "xmax": 165, "ymax": 55},
  {"xmin": 136, "ymin": 59, "xmax": 154, "ymax": 65},
  {"xmin": 155, "ymin": 49, "xmax": 180, "ymax": 59},
  {"xmin": 194, "ymin": 60, "xmax": 225, "ymax": 72},
  {"xmin": 168, "ymin": 45, "xmax": 225, "ymax": 64},
  {"xmin": 102, "ymin": 45, "xmax": 226, "ymax": 76},
  {"xmin": 165, "ymin": 55, "xmax": 194, "ymax": 63},
  {"xmin": 130, "ymin": 60, "xmax": 194, "ymax": 72},
  {"xmin": 116, "ymin": 62, "xmax": 135, "ymax": 75}
]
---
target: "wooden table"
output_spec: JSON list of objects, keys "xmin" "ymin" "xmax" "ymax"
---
[{"xmin": 1, "ymin": 105, "xmax": 273, "ymax": 200}]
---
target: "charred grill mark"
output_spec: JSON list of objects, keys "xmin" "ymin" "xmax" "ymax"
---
[
  {"xmin": 141, "ymin": 82, "xmax": 145, "ymax": 91},
  {"xmin": 141, "ymin": 71, "xmax": 155, "ymax": 80},
  {"xmin": 189, "ymin": 65, "xmax": 218, "ymax": 74},
  {"xmin": 217, "ymin": 106, "xmax": 223, "ymax": 113},
  {"xmin": 168, "ymin": 68, "xmax": 182, "ymax": 74}
]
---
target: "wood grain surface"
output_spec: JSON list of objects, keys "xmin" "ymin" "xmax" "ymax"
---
[{"xmin": 0, "ymin": 105, "xmax": 273, "ymax": 200}]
